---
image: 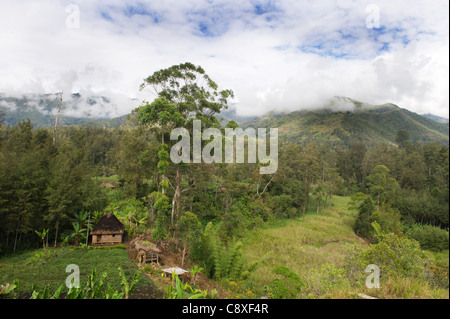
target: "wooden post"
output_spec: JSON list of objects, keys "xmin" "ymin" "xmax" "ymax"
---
[{"xmin": 86, "ymin": 211, "xmax": 90, "ymax": 246}]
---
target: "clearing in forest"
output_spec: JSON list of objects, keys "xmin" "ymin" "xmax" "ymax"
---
[{"xmin": 241, "ymin": 196, "xmax": 367, "ymax": 295}]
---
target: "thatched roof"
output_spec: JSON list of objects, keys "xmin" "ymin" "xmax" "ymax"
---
[
  {"xmin": 135, "ymin": 242, "xmax": 161, "ymax": 253},
  {"xmin": 91, "ymin": 213, "xmax": 124, "ymax": 235},
  {"xmin": 130, "ymin": 238, "xmax": 161, "ymax": 253}
]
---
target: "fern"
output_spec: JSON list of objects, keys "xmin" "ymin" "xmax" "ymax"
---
[
  {"xmin": 194, "ymin": 222, "xmax": 247, "ymax": 281},
  {"xmin": 211, "ymin": 231, "xmax": 224, "ymax": 279},
  {"xmin": 226, "ymin": 241, "xmax": 244, "ymax": 280}
]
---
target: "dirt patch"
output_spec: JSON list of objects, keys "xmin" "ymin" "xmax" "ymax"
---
[
  {"xmin": 124, "ymin": 234, "xmax": 229, "ymax": 299},
  {"xmin": 129, "ymin": 285, "xmax": 164, "ymax": 299}
]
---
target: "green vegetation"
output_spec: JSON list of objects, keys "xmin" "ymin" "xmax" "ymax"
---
[
  {"xmin": 29, "ymin": 266, "xmax": 141, "ymax": 299},
  {"xmin": 243, "ymin": 98, "xmax": 449, "ymax": 147},
  {"xmin": 0, "ymin": 63, "xmax": 448, "ymax": 299},
  {"xmin": 405, "ymin": 224, "xmax": 449, "ymax": 252},
  {"xmin": 240, "ymin": 197, "xmax": 448, "ymax": 299},
  {"xmin": 240, "ymin": 196, "xmax": 366, "ymax": 297},
  {"xmin": 0, "ymin": 245, "xmax": 156, "ymax": 298}
]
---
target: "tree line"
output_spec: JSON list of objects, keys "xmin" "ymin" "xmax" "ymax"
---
[{"xmin": 0, "ymin": 63, "xmax": 448, "ymax": 263}]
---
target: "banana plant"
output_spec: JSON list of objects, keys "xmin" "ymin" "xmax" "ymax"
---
[
  {"xmin": 34, "ymin": 229, "xmax": 49, "ymax": 253},
  {"xmin": 70, "ymin": 222, "xmax": 86, "ymax": 246},
  {"xmin": 166, "ymin": 272, "xmax": 207, "ymax": 299},
  {"xmin": 30, "ymin": 284, "xmax": 63, "ymax": 299},
  {"xmin": 117, "ymin": 266, "xmax": 141, "ymax": 299},
  {"xmin": 189, "ymin": 265, "xmax": 203, "ymax": 286}
]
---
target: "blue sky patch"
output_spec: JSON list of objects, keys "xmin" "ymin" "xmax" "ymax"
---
[
  {"xmin": 100, "ymin": 10, "xmax": 113, "ymax": 22},
  {"xmin": 99, "ymin": 3, "xmax": 161, "ymax": 24},
  {"xmin": 253, "ymin": 0, "xmax": 278, "ymax": 15}
]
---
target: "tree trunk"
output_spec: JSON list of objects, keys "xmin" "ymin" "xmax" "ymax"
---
[
  {"xmin": 259, "ymin": 174, "xmax": 275, "ymax": 199},
  {"xmin": 13, "ymin": 226, "xmax": 19, "ymax": 253},
  {"xmin": 86, "ymin": 212, "xmax": 90, "ymax": 246},
  {"xmin": 161, "ymin": 133, "xmax": 166, "ymax": 195},
  {"xmin": 54, "ymin": 220, "xmax": 59, "ymax": 248},
  {"xmin": 171, "ymin": 167, "xmax": 181, "ymax": 225},
  {"xmin": 181, "ymin": 243, "xmax": 187, "ymax": 267}
]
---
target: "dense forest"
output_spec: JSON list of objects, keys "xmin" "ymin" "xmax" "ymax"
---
[
  {"xmin": 0, "ymin": 63, "xmax": 448, "ymax": 299},
  {"xmin": 1, "ymin": 115, "xmax": 448, "ymax": 251}
]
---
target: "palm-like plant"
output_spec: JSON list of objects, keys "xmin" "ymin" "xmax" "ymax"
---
[
  {"xmin": 35, "ymin": 229, "xmax": 49, "ymax": 253},
  {"xmin": 72, "ymin": 210, "xmax": 94, "ymax": 245},
  {"xmin": 70, "ymin": 222, "xmax": 86, "ymax": 246}
]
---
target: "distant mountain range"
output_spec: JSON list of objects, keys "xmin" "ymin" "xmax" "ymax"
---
[
  {"xmin": 1, "ymin": 94, "xmax": 448, "ymax": 147},
  {"xmin": 241, "ymin": 97, "xmax": 449, "ymax": 147},
  {"xmin": 421, "ymin": 113, "xmax": 449, "ymax": 124},
  {"xmin": 0, "ymin": 92, "xmax": 133, "ymax": 128}
]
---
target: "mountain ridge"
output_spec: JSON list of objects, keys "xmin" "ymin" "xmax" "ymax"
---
[
  {"xmin": 241, "ymin": 97, "xmax": 449, "ymax": 147},
  {"xmin": 1, "ymin": 94, "xmax": 448, "ymax": 147}
]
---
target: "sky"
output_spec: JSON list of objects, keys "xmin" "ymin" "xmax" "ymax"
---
[{"xmin": 0, "ymin": 0, "xmax": 448, "ymax": 118}]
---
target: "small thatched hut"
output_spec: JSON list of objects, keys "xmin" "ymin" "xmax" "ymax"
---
[
  {"xmin": 130, "ymin": 238, "xmax": 162, "ymax": 266},
  {"xmin": 91, "ymin": 213, "xmax": 124, "ymax": 245}
]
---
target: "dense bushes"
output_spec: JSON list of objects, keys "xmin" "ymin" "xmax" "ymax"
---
[
  {"xmin": 344, "ymin": 223, "xmax": 449, "ymax": 295},
  {"xmin": 266, "ymin": 266, "xmax": 304, "ymax": 299},
  {"xmin": 405, "ymin": 224, "xmax": 449, "ymax": 252},
  {"xmin": 191, "ymin": 222, "xmax": 246, "ymax": 281},
  {"xmin": 345, "ymin": 225, "xmax": 427, "ymax": 281},
  {"xmin": 392, "ymin": 192, "xmax": 449, "ymax": 228},
  {"xmin": 353, "ymin": 197, "xmax": 376, "ymax": 239}
]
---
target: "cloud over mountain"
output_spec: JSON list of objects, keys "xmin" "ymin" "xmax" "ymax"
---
[{"xmin": 0, "ymin": 0, "xmax": 448, "ymax": 118}]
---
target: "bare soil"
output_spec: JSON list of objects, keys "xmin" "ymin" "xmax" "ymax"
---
[{"xmin": 124, "ymin": 234, "xmax": 228, "ymax": 299}]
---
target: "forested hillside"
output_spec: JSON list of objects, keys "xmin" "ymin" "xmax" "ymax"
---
[
  {"xmin": 0, "ymin": 64, "xmax": 448, "ymax": 299},
  {"xmin": 243, "ymin": 97, "xmax": 449, "ymax": 147}
]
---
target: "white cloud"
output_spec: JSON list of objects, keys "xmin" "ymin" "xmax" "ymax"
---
[{"xmin": 0, "ymin": 0, "xmax": 448, "ymax": 119}]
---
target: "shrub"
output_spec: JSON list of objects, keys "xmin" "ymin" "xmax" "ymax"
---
[
  {"xmin": 270, "ymin": 195, "xmax": 297, "ymax": 218},
  {"xmin": 345, "ymin": 224, "xmax": 427, "ymax": 282},
  {"xmin": 165, "ymin": 273, "xmax": 207, "ymax": 299},
  {"xmin": 0, "ymin": 281, "xmax": 19, "ymax": 299},
  {"xmin": 266, "ymin": 266, "xmax": 304, "ymax": 299},
  {"xmin": 405, "ymin": 224, "xmax": 449, "ymax": 252},
  {"xmin": 371, "ymin": 205, "xmax": 403, "ymax": 236},
  {"xmin": 353, "ymin": 197, "xmax": 376, "ymax": 239},
  {"xmin": 151, "ymin": 193, "xmax": 171, "ymax": 240},
  {"xmin": 191, "ymin": 222, "xmax": 246, "ymax": 281},
  {"xmin": 425, "ymin": 251, "xmax": 449, "ymax": 289},
  {"xmin": 228, "ymin": 281, "xmax": 255, "ymax": 299},
  {"xmin": 305, "ymin": 264, "xmax": 350, "ymax": 297}
]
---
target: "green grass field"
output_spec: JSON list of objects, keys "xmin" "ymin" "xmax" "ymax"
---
[
  {"xmin": 240, "ymin": 196, "xmax": 449, "ymax": 299},
  {"xmin": 0, "ymin": 245, "xmax": 158, "ymax": 298},
  {"xmin": 241, "ymin": 196, "xmax": 368, "ymax": 297},
  {"xmin": 1, "ymin": 195, "xmax": 448, "ymax": 299}
]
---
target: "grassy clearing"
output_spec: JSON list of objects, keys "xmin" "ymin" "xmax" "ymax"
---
[
  {"xmin": 241, "ymin": 196, "xmax": 449, "ymax": 299},
  {"xmin": 241, "ymin": 196, "xmax": 367, "ymax": 296},
  {"xmin": 0, "ymin": 245, "xmax": 157, "ymax": 297}
]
